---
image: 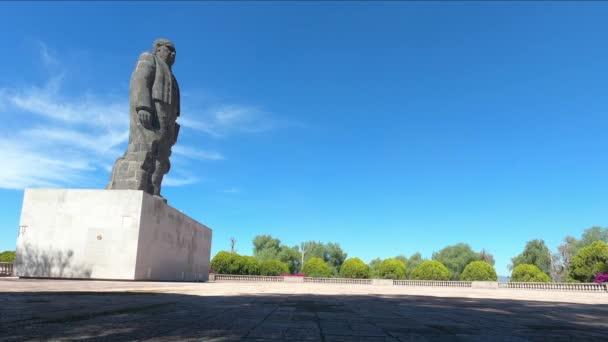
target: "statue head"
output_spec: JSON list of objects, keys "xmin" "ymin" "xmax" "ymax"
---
[{"xmin": 153, "ymin": 38, "xmax": 176, "ymax": 67}]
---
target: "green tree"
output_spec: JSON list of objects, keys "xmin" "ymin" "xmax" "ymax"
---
[
  {"xmin": 510, "ymin": 264, "xmax": 551, "ymax": 282},
  {"xmin": 478, "ymin": 249, "xmax": 495, "ymax": 266},
  {"xmin": 403, "ymin": 252, "xmax": 424, "ymax": 279},
  {"xmin": 277, "ymin": 245, "xmax": 300, "ymax": 274},
  {"xmin": 324, "ymin": 242, "xmax": 347, "ymax": 275},
  {"xmin": 378, "ymin": 258, "xmax": 406, "ymax": 279},
  {"xmin": 259, "ymin": 259, "xmax": 289, "ymax": 276},
  {"xmin": 556, "ymin": 227, "xmax": 608, "ymax": 282},
  {"xmin": 253, "ymin": 235, "xmax": 282, "ymax": 261},
  {"xmin": 410, "ymin": 260, "xmax": 450, "ymax": 280},
  {"xmin": 299, "ymin": 241, "xmax": 347, "ymax": 276},
  {"xmin": 568, "ymin": 241, "xmax": 608, "ymax": 283},
  {"xmin": 368, "ymin": 258, "xmax": 382, "ymax": 278},
  {"xmin": 210, "ymin": 251, "xmax": 240, "ymax": 274},
  {"xmin": 460, "ymin": 261, "xmax": 497, "ymax": 281},
  {"xmin": 302, "ymin": 257, "xmax": 332, "ymax": 277},
  {"xmin": 510, "ymin": 239, "xmax": 552, "ymax": 277},
  {"xmin": 239, "ymin": 256, "xmax": 260, "ymax": 275},
  {"xmin": 340, "ymin": 258, "xmax": 370, "ymax": 279},
  {"xmin": 0, "ymin": 250, "xmax": 16, "ymax": 262},
  {"xmin": 432, "ymin": 243, "xmax": 481, "ymax": 280}
]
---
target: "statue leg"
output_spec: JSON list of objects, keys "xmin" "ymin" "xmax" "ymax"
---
[{"xmin": 151, "ymin": 144, "xmax": 170, "ymax": 197}]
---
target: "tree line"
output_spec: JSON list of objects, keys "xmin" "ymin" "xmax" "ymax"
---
[{"xmin": 211, "ymin": 226, "xmax": 608, "ymax": 282}]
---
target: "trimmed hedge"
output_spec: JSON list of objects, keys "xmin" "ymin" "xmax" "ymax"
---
[
  {"xmin": 210, "ymin": 251, "xmax": 240, "ymax": 274},
  {"xmin": 260, "ymin": 259, "xmax": 289, "ymax": 276},
  {"xmin": 378, "ymin": 258, "xmax": 406, "ymax": 280},
  {"xmin": 302, "ymin": 257, "xmax": 332, "ymax": 278},
  {"xmin": 460, "ymin": 261, "xmax": 497, "ymax": 281},
  {"xmin": 410, "ymin": 260, "xmax": 450, "ymax": 280},
  {"xmin": 510, "ymin": 264, "xmax": 551, "ymax": 282},
  {"xmin": 0, "ymin": 250, "xmax": 15, "ymax": 263},
  {"xmin": 569, "ymin": 241, "xmax": 608, "ymax": 283},
  {"xmin": 340, "ymin": 257, "xmax": 370, "ymax": 279},
  {"xmin": 239, "ymin": 255, "xmax": 260, "ymax": 275}
]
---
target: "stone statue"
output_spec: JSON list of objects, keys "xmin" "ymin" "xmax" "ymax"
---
[{"xmin": 107, "ymin": 38, "xmax": 180, "ymax": 199}]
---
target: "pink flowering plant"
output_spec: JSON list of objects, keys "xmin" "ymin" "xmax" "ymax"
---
[
  {"xmin": 593, "ymin": 273, "xmax": 608, "ymax": 283},
  {"xmin": 281, "ymin": 273, "xmax": 306, "ymax": 277}
]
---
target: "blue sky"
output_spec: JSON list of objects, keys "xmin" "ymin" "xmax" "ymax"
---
[{"xmin": 0, "ymin": 2, "xmax": 606, "ymax": 276}]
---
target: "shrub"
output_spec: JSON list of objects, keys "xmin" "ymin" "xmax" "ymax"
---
[
  {"xmin": 377, "ymin": 258, "xmax": 406, "ymax": 279},
  {"xmin": 259, "ymin": 259, "xmax": 289, "ymax": 276},
  {"xmin": 460, "ymin": 261, "xmax": 497, "ymax": 281},
  {"xmin": 594, "ymin": 273, "xmax": 608, "ymax": 283},
  {"xmin": 302, "ymin": 257, "xmax": 332, "ymax": 278},
  {"xmin": 568, "ymin": 241, "xmax": 608, "ymax": 283},
  {"xmin": 340, "ymin": 258, "xmax": 370, "ymax": 279},
  {"xmin": 410, "ymin": 260, "xmax": 450, "ymax": 280},
  {"xmin": 0, "ymin": 251, "xmax": 15, "ymax": 262},
  {"xmin": 510, "ymin": 264, "xmax": 551, "ymax": 282},
  {"xmin": 239, "ymin": 255, "xmax": 260, "ymax": 275},
  {"xmin": 211, "ymin": 251, "xmax": 241, "ymax": 274}
]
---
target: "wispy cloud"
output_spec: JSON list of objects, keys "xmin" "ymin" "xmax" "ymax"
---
[
  {"xmin": 0, "ymin": 43, "xmax": 129, "ymax": 190},
  {"xmin": 180, "ymin": 104, "xmax": 276, "ymax": 138},
  {"xmin": 163, "ymin": 175, "xmax": 200, "ymax": 187},
  {"xmin": 220, "ymin": 187, "xmax": 241, "ymax": 194},
  {"xmin": 172, "ymin": 145, "xmax": 225, "ymax": 161}
]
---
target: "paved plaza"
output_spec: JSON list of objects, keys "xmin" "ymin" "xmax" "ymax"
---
[{"xmin": 1, "ymin": 278, "xmax": 608, "ymax": 341}]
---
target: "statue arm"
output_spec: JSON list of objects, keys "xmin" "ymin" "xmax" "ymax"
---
[{"xmin": 130, "ymin": 52, "xmax": 156, "ymax": 113}]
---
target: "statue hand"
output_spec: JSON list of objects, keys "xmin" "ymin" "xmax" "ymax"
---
[{"xmin": 138, "ymin": 109, "xmax": 152, "ymax": 129}]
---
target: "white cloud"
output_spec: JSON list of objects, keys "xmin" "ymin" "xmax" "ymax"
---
[
  {"xmin": 220, "ymin": 187, "xmax": 240, "ymax": 194},
  {"xmin": 0, "ymin": 140, "xmax": 93, "ymax": 190},
  {"xmin": 180, "ymin": 105, "xmax": 275, "ymax": 138},
  {"xmin": 163, "ymin": 175, "xmax": 199, "ymax": 187},
  {"xmin": 172, "ymin": 145, "xmax": 224, "ymax": 161}
]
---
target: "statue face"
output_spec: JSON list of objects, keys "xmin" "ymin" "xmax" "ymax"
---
[{"xmin": 156, "ymin": 44, "xmax": 176, "ymax": 66}]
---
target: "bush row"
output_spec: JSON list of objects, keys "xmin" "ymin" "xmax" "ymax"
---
[
  {"xmin": 211, "ymin": 248, "xmax": 608, "ymax": 282},
  {"xmin": 210, "ymin": 252, "xmax": 507, "ymax": 281}
]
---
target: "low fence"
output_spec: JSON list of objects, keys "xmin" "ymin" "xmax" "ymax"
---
[
  {"xmin": 394, "ymin": 280, "xmax": 472, "ymax": 287},
  {"xmin": 499, "ymin": 282, "xmax": 607, "ymax": 292},
  {"xmin": 0, "ymin": 262, "xmax": 13, "ymax": 276},
  {"xmin": 304, "ymin": 277, "xmax": 372, "ymax": 285},
  {"xmin": 210, "ymin": 274, "xmax": 607, "ymax": 292}
]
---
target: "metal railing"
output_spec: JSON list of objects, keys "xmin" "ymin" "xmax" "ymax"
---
[
  {"xmin": 394, "ymin": 280, "xmax": 472, "ymax": 287},
  {"xmin": 0, "ymin": 262, "xmax": 13, "ymax": 276},
  {"xmin": 499, "ymin": 282, "xmax": 607, "ymax": 292}
]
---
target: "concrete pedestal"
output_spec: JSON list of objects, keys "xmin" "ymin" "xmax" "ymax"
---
[{"xmin": 15, "ymin": 189, "xmax": 212, "ymax": 281}]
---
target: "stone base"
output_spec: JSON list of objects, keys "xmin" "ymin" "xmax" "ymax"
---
[{"xmin": 15, "ymin": 189, "xmax": 212, "ymax": 281}]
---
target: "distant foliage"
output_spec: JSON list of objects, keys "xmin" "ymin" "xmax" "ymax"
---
[
  {"xmin": 510, "ymin": 264, "xmax": 551, "ymax": 283},
  {"xmin": 510, "ymin": 240, "xmax": 552, "ymax": 277},
  {"xmin": 368, "ymin": 258, "xmax": 383, "ymax": 278},
  {"xmin": 410, "ymin": 260, "xmax": 450, "ymax": 281},
  {"xmin": 340, "ymin": 258, "xmax": 370, "ymax": 279},
  {"xmin": 377, "ymin": 258, "xmax": 406, "ymax": 279},
  {"xmin": 460, "ymin": 261, "xmax": 497, "ymax": 281},
  {"xmin": 259, "ymin": 259, "xmax": 289, "ymax": 276},
  {"xmin": 210, "ymin": 251, "xmax": 241, "ymax": 274},
  {"xmin": 0, "ymin": 250, "xmax": 15, "ymax": 262},
  {"xmin": 432, "ymin": 243, "xmax": 481, "ymax": 280},
  {"xmin": 568, "ymin": 241, "xmax": 608, "ymax": 283},
  {"xmin": 302, "ymin": 257, "xmax": 332, "ymax": 278},
  {"xmin": 239, "ymin": 255, "xmax": 260, "ymax": 275}
]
